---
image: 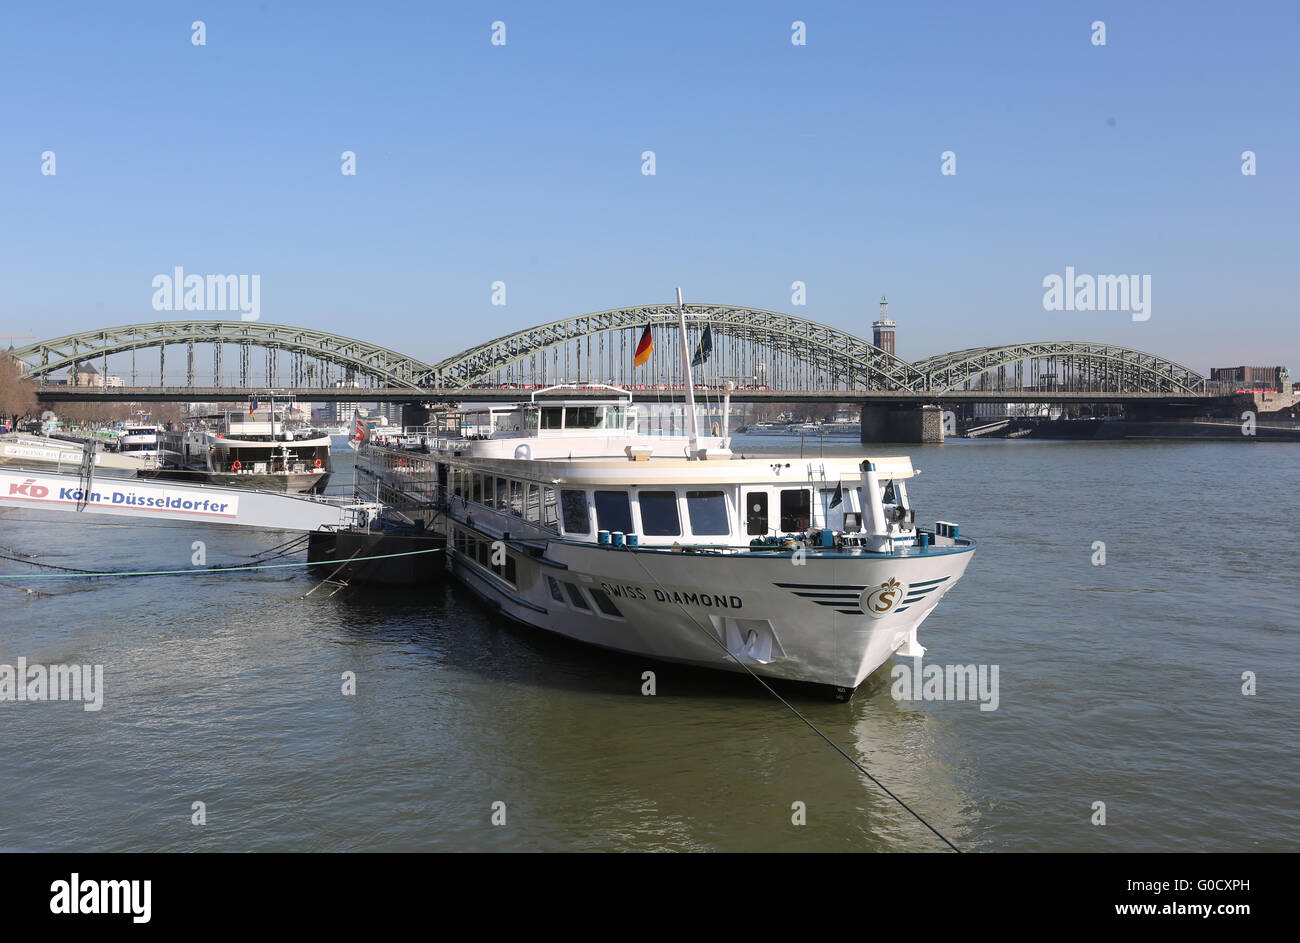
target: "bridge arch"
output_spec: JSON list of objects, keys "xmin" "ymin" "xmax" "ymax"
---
[
  {"xmin": 13, "ymin": 318, "xmax": 1207, "ymax": 398},
  {"xmin": 12, "ymin": 321, "xmax": 436, "ymax": 389},
  {"xmin": 912, "ymin": 342, "xmax": 1206, "ymax": 394},
  {"xmin": 424, "ymin": 303, "xmax": 927, "ymax": 391}
]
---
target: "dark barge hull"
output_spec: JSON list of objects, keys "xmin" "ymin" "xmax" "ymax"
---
[{"xmin": 306, "ymin": 530, "xmax": 447, "ymax": 584}]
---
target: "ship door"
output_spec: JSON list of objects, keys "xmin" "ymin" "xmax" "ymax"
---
[{"xmin": 745, "ymin": 491, "xmax": 768, "ymax": 536}]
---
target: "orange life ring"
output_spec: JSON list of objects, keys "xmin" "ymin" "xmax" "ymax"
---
[
  {"xmin": 313, "ymin": 458, "xmax": 322, "ymax": 468},
  {"xmin": 231, "ymin": 460, "xmax": 242, "ymax": 471}
]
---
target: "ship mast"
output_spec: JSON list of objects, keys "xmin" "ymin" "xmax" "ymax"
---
[{"xmin": 675, "ymin": 287, "xmax": 700, "ymax": 458}]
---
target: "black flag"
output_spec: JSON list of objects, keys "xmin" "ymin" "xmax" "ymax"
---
[
  {"xmin": 691, "ymin": 324, "xmax": 713, "ymax": 368},
  {"xmin": 829, "ymin": 480, "xmax": 843, "ymax": 509}
]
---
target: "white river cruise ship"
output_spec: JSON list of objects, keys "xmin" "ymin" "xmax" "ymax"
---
[{"xmin": 354, "ymin": 296, "xmax": 976, "ymax": 698}]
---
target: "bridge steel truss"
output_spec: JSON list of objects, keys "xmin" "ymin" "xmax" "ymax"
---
[
  {"xmin": 13, "ymin": 321, "xmax": 433, "ymax": 390},
  {"xmin": 11, "ymin": 316, "xmax": 1208, "ymax": 398},
  {"xmin": 423, "ymin": 303, "xmax": 928, "ymax": 392},
  {"xmin": 912, "ymin": 342, "xmax": 1206, "ymax": 395}
]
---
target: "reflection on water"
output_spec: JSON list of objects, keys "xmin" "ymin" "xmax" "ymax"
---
[{"xmin": 0, "ymin": 440, "xmax": 1296, "ymax": 851}]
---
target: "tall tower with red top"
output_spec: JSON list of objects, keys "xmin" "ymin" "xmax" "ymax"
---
[{"xmin": 872, "ymin": 296, "xmax": 896, "ymax": 356}]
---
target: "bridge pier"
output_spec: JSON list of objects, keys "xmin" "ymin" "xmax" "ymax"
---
[{"xmin": 860, "ymin": 404, "xmax": 945, "ymax": 444}]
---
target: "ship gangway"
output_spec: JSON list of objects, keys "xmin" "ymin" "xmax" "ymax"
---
[{"xmin": 0, "ymin": 465, "xmax": 375, "ymax": 531}]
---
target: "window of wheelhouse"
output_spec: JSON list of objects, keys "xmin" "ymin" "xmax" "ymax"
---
[
  {"xmin": 560, "ymin": 489, "xmax": 590, "ymax": 534},
  {"xmin": 745, "ymin": 492, "xmax": 769, "ymax": 536},
  {"xmin": 509, "ymin": 480, "xmax": 524, "ymax": 517},
  {"xmin": 594, "ymin": 490, "xmax": 633, "ymax": 533},
  {"xmin": 524, "ymin": 484, "xmax": 541, "ymax": 523},
  {"xmin": 567, "ymin": 406, "xmax": 600, "ymax": 429},
  {"xmin": 471, "ymin": 473, "xmax": 483, "ymax": 504},
  {"xmin": 540, "ymin": 407, "xmax": 563, "ymax": 430},
  {"xmin": 780, "ymin": 488, "xmax": 810, "ymax": 532},
  {"xmin": 686, "ymin": 490, "xmax": 729, "ymax": 536},
  {"xmin": 495, "ymin": 478, "xmax": 509, "ymax": 511},
  {"xmin": 638, "ymin": 491, "xmax": 681, "ymax": 536}
]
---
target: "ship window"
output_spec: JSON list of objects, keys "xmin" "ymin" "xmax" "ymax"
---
[
  {"xmin": 603, "ymin": 406, "xmax": 624, "ymax": 430},
  {"xmin": 509, "ymin": 480, "xmax": 524, "ymax": 517},
  {"xmin": 567, "ymin": 406, "xmax": 599, "ymax": 428},
  {"xmin": 541, "ymin": 407, "xmax": 563, "ymax": 430},
  {"xmin": 547, "ymin": 576, "xmax": 565, "ymax": 602},
  {"xmin": 589, "ymin": 588, "xmax": 624, "ymax": 618},
  {"xmin": 594, "ymin": 491, "xmax": 633, "ymax": 533},
  {"xmin": 525, "ymin": 484, "xmax": 541, "ymax": 522},
  {"xmin": 745, "ymin": 492, "xmax": 769, "ymax": 536},
  {"xmin": 477, "ymin": 539, "xmax": 490, "ymax": 566},
  {"xmin": 560, "ymin": 490, "xmax": 591, "ymax": 534},
  {"xmin": 686, "ymin": 490, "xmax": 730, "ymax": 535},
  {"xmin": 525, "ymin": 410, "xmax": 539, "ymax": 433},
  {"xmin": 564, "ymin": 582, "xmax": 590, "ymax": 610},
  {"xmin": 495, "ymin": 553, "xmax": 517, "ymax": 584},
  {"xmin": 496, "ymin": 477, "xmax": 509, "ymax": 510},
  {"xmin": 471, "ymin": 474, "xmax": 483, "ymax": 504},
  {"xmin": 543, "ymin": 487, "xmax": 559, "ymax": 528},
  {"xmin": 780, "ymin": 488, "xmax": 811, "ymax": 531},
  {"xmin": 638, "ymin": 491, "xmax": 681, "ymax": 536}
]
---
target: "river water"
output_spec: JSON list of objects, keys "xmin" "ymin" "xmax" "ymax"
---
[{"xmin": 1, "ymin": 438, "xmax": 1296, "ymax": 852}]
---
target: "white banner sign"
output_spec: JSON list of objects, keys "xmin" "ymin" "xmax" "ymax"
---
[
  {"xmin": 1, "ymin": 472, "xmax": 238, "ymax": 518},
  {"xmin": 0, "ymin": 442, "xmax": 102, "ymax": 465}
]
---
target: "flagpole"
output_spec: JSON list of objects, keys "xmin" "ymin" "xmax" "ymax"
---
[{"xmin": 676, "ymin": 287, "xmax": 699, "ymax": 458}]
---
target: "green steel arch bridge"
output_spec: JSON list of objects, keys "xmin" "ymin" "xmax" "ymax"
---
[{"xmin": 12, "ymin": 305, "xmax": 1212, "ymax": 402}]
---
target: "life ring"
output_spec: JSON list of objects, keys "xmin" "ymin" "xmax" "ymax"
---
[
  {"xmin": 231, "ymin": 460, "xmax": 242, "ymax": 471},
  {"xmin": 313, "ymin": 458, "xmax": 322, "ymax": 468}
]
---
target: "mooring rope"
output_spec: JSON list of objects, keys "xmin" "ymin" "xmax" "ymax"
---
[
  {"xmin": 623, "ymin": 548, "xmax": 962, "ymax": 853},
  {"xmin": 0, "ymin": 546, "xmax": 442, "ymax": 580}
]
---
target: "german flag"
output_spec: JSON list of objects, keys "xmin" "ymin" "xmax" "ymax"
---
[{"xmin": 633, "ymin": 325, "xmax": 653, "ymax": 367}]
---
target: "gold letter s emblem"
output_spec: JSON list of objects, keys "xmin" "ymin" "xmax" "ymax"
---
[{"xmin": 861, "ymin": 578, "xmax": 904, "ymax": 619}]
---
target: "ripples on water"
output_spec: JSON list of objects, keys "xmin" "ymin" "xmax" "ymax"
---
[{"xmin": 0, "ymin": 441, "xmax": 1295, "ymax": 851}]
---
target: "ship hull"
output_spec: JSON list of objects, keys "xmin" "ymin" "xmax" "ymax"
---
[
  {"xmin": 447, "ymin": 515, "xmax": 974, "ymax": 693},
  {"xmin": 139, "ymin": 467, "xmax": 329, "ymax": 494}
]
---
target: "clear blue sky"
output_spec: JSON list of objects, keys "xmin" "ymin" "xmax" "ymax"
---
[{"xmin": 2, "ymin": 0, "xmax": 1296, "ymax": 373}]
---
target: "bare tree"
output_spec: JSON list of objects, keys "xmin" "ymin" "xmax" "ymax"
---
[{"xmin": 0, "ymin": 356, "xmax": 38, "ymax": 424}]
